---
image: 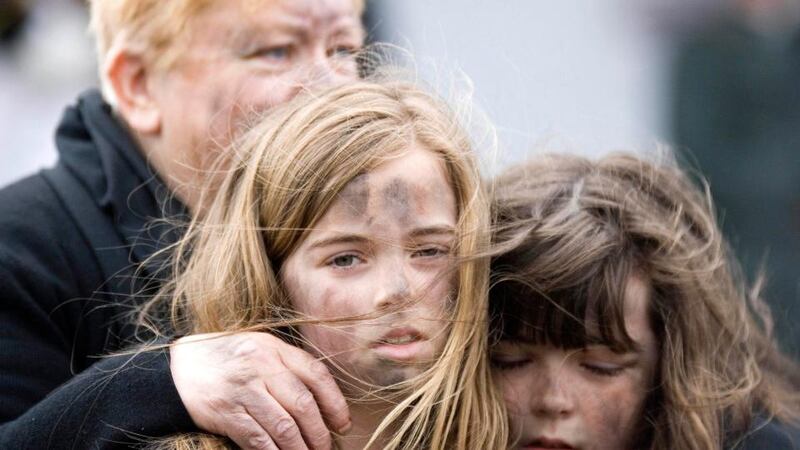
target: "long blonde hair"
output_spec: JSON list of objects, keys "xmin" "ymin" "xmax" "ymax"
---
[
  {"xmin": 490, "ymin": 152, "xmax": 800, "ymax": 450},
  {"xmin": 141, "ymin": 79, "xmax": 507, "ymax": 449}
]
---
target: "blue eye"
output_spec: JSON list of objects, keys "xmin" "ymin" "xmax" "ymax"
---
[
  {"xmin": 329, "ymin": 254, "xmax": 362, "ymax": 269},
  {"xmin": 256, "ymin": 46, "xmax": 290, "ymax": 61}
]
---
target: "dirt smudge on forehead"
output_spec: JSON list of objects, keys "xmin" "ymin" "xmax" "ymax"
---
[
  {"xmin": 338, "ymin": 174, "xmax": 370, "ymax": 217},
  {"xmin": 381, "ymin": 178, "xmax": 412, "ymax": 224}
]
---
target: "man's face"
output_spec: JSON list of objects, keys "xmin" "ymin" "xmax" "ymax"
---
[
  {"xmin": 492, "ymin": 277, "xmax": 659, "ymax": 450},
  {"xmin": 148, "ymin": 0, "xmax": 364, "ymax": 205},
  {"xmin": 281, "ymin": 146, "xmax": 457, "ymax": 394}
]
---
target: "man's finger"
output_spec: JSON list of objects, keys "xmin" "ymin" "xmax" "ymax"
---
[
  {"xmin": 264, "ymin": 368, "xmax": 333, "ymax": 450},
  {"xmin": 282, "ymin": 348, "xmax": 351, "ymax": 434},
  {"xmin": 244, "ymin": 386, "xmax": 311, "ymax": 450},
  {"xmin": 226, "ymin": 414, "xmax": 280, "ymax": 450}
]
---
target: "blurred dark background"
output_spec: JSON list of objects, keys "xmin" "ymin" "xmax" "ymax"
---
[{"xmin": 1, "ymin": 0, "xmax": 797, "ymax": 355}]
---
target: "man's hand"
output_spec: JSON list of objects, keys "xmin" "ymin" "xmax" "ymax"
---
[{"xmin": 170, "ymin": 332, "xmax": 350, "ymax": 450}]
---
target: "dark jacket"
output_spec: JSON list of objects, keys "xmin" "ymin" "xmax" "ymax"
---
[
  {"xmin": 734, "ymin": 417, "xmax": 800, "ymax": 449},
  {"xmin": 0, "ymin": 90, "xmax": 195, "ymax": 448}
]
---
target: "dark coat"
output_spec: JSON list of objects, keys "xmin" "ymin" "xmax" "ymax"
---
[
  {"xmin": 734, "ymin": 417, "xmax": 800, "ymax": 449},
  {"xmin": 0, "ymin": 90, "xmax": 195, "ymax": 448}
]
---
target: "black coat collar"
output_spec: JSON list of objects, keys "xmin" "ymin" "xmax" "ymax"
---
[{"xmin": 54, "ymin": 89, "xmax": 188, "ymax": 277}]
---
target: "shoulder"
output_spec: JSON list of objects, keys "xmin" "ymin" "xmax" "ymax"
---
[
  {"xmin": 0, "ymin": 171, "xmax": 73, "ymax": 255},
  {"xmin": 0, "ymin": 168, "xmax": 81, "ymax": 250},
  {"xmin": 733, "ymin": 418, "xmax": 800, "ymax": 450},
  {"xmin": 0, "ymin": 170, "xmax": 62, "ymax": 216},
  {"xmin": 0, "ymin": 168, "xmax": 103, "ymax": 299}
]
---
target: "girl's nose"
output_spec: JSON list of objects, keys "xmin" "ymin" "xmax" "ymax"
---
[{"xmin": 529, "ymin": 361, "xmax": 576, "ymax": 418}]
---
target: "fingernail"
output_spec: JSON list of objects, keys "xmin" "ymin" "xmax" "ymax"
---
[{"xmin": 338, "ymin": 421, "xmax": 352, "ymax": 435}]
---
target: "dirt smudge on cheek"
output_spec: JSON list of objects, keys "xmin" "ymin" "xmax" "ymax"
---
[{"xmin": 311, "ymin": 285, "xmax": 343, "ymax": 319}]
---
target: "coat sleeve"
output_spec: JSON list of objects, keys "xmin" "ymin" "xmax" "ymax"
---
[
  {"xmin": 0, "ymin": 346, "xmax": 195, "ymax": 449},
  {"xmin": 0, "ymin": 175, "xmax": 196, "ymax": 448}
]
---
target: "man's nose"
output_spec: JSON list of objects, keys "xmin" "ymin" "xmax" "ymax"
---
[{"xmin": 530, "ymin": 363, "xmax": 575, "ymax": 418}]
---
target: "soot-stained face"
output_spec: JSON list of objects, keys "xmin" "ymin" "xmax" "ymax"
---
[
  {"xmin": 492, "ymin": 276, "xmax": 659, "ymax": 450},
  {"xmin": 281, "ymin": 145, "xmax": 457, "ymax": 392}
]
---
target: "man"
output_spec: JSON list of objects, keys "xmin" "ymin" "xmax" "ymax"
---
[{"xmin": 0, "ymin": 1, "xmax": 364, "ymax": 448}]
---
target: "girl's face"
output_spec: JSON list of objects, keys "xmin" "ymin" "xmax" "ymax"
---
[
  {"xmin": 281, "ymin": 145, "xmax": 457, "ymax": 392},
  {"xmin": 492, "ymin": 276, "xmax": 659, "ymax": 450}
]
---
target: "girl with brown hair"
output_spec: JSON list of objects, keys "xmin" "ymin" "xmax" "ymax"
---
[{"xmin": 490, "ymin": 152, "xmax": 800, "ymax": 449}]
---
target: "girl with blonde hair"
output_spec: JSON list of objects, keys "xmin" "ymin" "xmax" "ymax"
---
[
  {"xmin": 141, "ymin": 77, "xmax": 508, "ymax": 449},
  {"xmin": 490, "ymin": 152, "xmax": 800, "ymax": 449}
]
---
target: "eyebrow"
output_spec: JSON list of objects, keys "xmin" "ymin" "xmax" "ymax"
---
[
  {"xmin": 307, "ymin": 234, "xmax": 370, "ymax": 251},
  {"xmin": 228, "ymin": 17, "xmax": 306, "ymax": 45},
  {"xmin": 281, "ymin": 7, "xmax": 359, "ymax": 27},
  {"xmin": 583, "ymin": 336, "xmax": 644, "ymax": 354},
  {"xmin": 408, "ymin": 225, "xmax": 456, "ymax": 239},
  {"xmin": 239, "ymin": 10, "xmax": 360, "ymax": 38},
  {"xmin": 264, "ymin": 20, "xmax": 309, "ymax": 36},
  {"xmin": 307, "ymin": 226, "xmax": 455, "ymax": 251},
  {"xmin": 499, "ymin": 336, "xmax": 645, "ymax": 355}
]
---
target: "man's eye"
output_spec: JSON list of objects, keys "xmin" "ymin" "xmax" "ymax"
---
[
  {"xmin": 255, "ymin": 46, "xmax": 291, "ymax": 61},
  {"xmin": 328, "ymin": 45, "xmax": 358, "ymax": 58},
  {"xmin": 329, "ymin": 254, "xmax": 362, "ymax": 268},
  {"xmin": 581, "ymin": 362, "xmax": 624, "ymax": 377}
]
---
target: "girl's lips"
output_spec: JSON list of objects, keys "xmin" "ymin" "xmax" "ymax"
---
[
  {"xmin": 372, "ymin": 339, "xmax": 426, "ymax": 361},
  {"xmin": 371, "ymin": 327, "xmax": 426, "ymax": 361}
]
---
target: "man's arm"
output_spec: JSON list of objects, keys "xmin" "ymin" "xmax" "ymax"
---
[
  {"xmin": 0, "ymin": 174, "xmax": 195, "ymax": 448},
  {"xmin": 0, "ymin": 262, "xmax": 195, "ymax": 448},
  {"xmin": 0, "ymin": 347, "xmax": 194, "ymax": 448}
]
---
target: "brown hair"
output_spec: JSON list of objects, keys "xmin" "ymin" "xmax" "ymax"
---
[{"xmin": 490, "ymin": 152, "xmax": 800, "ymax": 449}]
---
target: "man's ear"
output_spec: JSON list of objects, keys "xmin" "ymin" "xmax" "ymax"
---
[{"xmin": 105, "ymin": 48, "xmax": 162, "ymax": 135}]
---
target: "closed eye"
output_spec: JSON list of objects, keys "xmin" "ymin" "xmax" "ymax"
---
[
  {"xmin": 581, "ymin": 362, "xmax": 625, "ymax": 377},
  {"xmin": 490, "ymin": 355, "xmax": 530, "ymax": 370}
]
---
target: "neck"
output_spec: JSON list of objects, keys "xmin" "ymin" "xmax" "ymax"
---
[
  {"xmin": 337, "ymin": 400, "xmax": 397, "ymax": 450},
  {"xmin": 136, "ymin": 133, "xmax": 226, "ymax": 216}
]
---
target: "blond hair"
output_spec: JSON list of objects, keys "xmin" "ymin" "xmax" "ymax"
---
[
  {"xmin": 490, "ymin": 152, "xmax": 800, "ymax": 450},
  {"xmin": 140, "ymin": 78, "xmax": 508, "ymax": 449},
  {"xmin": 87, "ymin": 0, "xmax": 365, "ymax": 102}
]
